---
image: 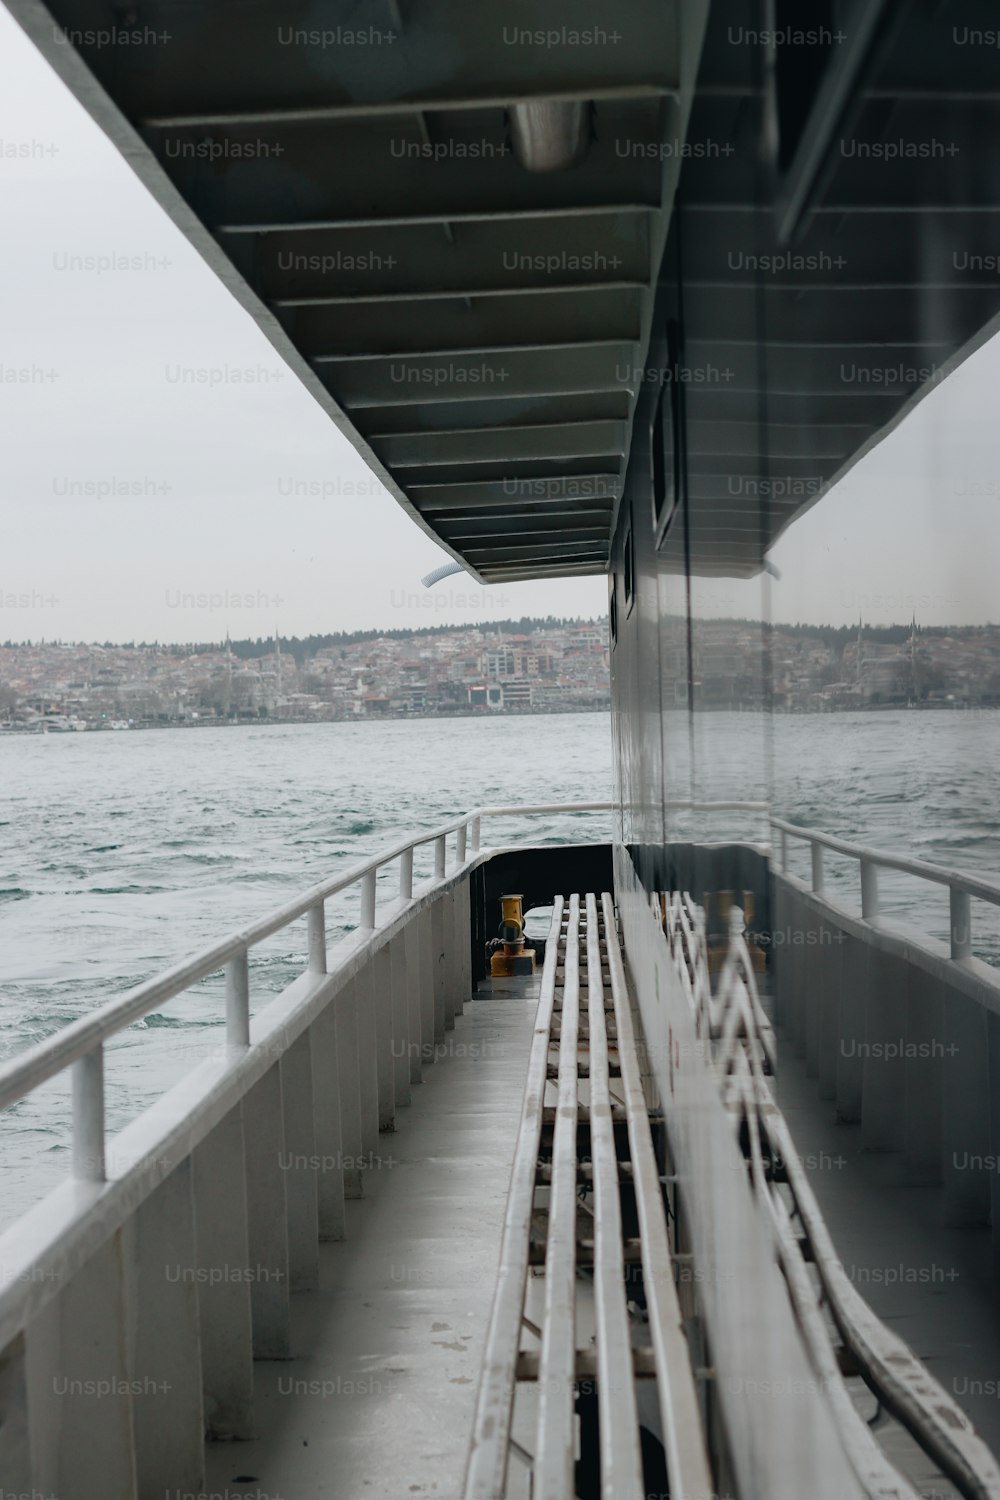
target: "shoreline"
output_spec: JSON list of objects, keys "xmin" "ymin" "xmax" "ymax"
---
[
  {"xmin": 1, "ymin": 701, "xmax": 996, "ymax": 736},
  {"xmin": 0, "ymin": 703, "xmax": 613, "ymax": 734}
]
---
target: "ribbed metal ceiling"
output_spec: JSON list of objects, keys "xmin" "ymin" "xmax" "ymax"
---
[
  {"xmin": 10, "ymin": 0, "xmax": 706, "ymax": 582},
  {"xmin": 10, "ymin": 0, "xmax": 1000, "ymax": 581}
]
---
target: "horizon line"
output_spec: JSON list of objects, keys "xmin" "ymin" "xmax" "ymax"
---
[{"xmin": 3, "ymin": 616, "xmax": 1000, "ymax": 652}]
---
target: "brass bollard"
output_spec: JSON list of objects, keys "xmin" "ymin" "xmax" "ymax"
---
[{"xmin": 490, "ymin": 893, "xmax": 537, "ymax": 977}]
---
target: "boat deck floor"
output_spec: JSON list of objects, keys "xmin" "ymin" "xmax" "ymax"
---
[
  {"xmin": 204, "ymin": 977, "xmax": 539, "ymax": 1500},
  {"xmin": 202, "ymin": 972, "xmax": 1000, "ymax": 1497},
  {"xmin": 774, "ymin": 1031, "xmax": 1000, "ymax": 1464}
]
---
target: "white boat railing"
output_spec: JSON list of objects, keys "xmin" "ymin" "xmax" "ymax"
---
[
  {"xmin": 8, "ymin": 799, "xmax": 995, "ymax": 1188},
  {"xmin": 0, "ymin": 800, "xmax": 614, "ymax": 1166},
  {"xmin": 771, "ymin": 814, "xmax": 1000, "ymax": 962}
]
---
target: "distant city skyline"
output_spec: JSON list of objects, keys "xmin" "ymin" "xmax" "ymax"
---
[
  {"xmin": 3, "ymin": 9, "xmax": 1000, "ymax": 641},
  {"xmin": 0, "ymin": 618, "xmax": 613, "ymax": 728}
]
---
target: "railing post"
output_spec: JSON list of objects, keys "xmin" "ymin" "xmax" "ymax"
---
[
  {"xmin": 72, "ymin": 1045, "xmax": 105, "ymax": 1181},
  {"xmin": 434, "ymin": 835, "xmax": 446, "ymax": 880},
  {"xmin": 307, "ymin": 900, "xmax": 327, "ymax": 974},
  {"xmin": 950, "ymin": 887, "xmax": 972, "ymax": 960},
  {"xmin": 811, "ymin": 842, "xmax": 824, "ymax": 894},
  {"xmin": 456, "ymin": 821, "xmax": 467, "ymax": 864},
  {"xmin": 226, "ymin": 947, "xmax": 250, "ymax": 1048},
  {"xmin": 360, "ymin": 868, "xmax": 377, "ymax": 929},
  {"xmin": 399, "ymin": 846, "xmax": 413, "ymax": 901},
  {"xmin": 860, "ymin": 859, "xmax": 879, "ymax": 921},
  {"xmin": 470, "ymin": 814, "xmax": 481, "ymax": 852},
  {"xmin": 780, "ymin": 829, "xmax": 788, "ymax": 872}
]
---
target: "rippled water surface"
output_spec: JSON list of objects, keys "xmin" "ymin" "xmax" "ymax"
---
[{"xmin": 2, "ymin": 708, "xmax": 998, "ymax": 1219}]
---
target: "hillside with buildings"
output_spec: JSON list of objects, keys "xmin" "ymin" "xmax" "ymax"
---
[
  {"xmin": 0, "ymin": 619, "xmax": 610, "ymax": 730},
  {"xmin": 769, "ymin": 620, "xmax": 1000, "ymax": 711},
  {"xmin": 3, "ymin": 617, "xmax": 1000, "ymax": 731},
  {"xmin": 690, "ymin": 619, "xmax": 1000, "ymax": 711}
]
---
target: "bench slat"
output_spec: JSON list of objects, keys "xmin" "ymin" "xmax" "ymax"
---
[
  {"xmin": 465, "ymin": 896, "xmax": 565, "ymax": 1500},
  {"xmin": 536, "ymin": 894, "xmax": 581, "ymax": 1498},
  {"xmin": 602, "ymin": 890, "xmax": 715, "ymax": 1500},
  {"xmin": 586, "ymin": 893, "xmax": 645, "ymax": 1500}
]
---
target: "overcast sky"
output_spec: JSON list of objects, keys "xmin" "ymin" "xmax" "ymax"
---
[{"xmin": 2, "ymin": 7, "xmax": 997, "ymax": 643}]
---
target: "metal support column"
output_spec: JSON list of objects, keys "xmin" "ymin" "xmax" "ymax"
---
[
  {"xmin": 192, "ymin": 1103, "xmax": 254, "ymax": 1438},
  {"xmin": 311, "ymin": 1000, "xmax": 345, "ymax": 1239},
  {"xmin": 355, "ymin": 960, "xmax": 380, "ymax": 1161},
  {"xmin": 128, "ymin": 1159, "xmax": 205, "ymax": 1495},
  {"xmin": 336, "ymin": 979, "xmax": 364, "ymax": 1199},
  {"xmin": 389, "ymin": 932, "xmax": 412, "ymax": 1108},
  {"xmin": 0, "ymin": 1334, "xmax": 30, "ymax": 1495},
  {"xmin": 432, "ymin": 898, "xmax": 451, "ymax": 1037},
  {"xmin": 942, "ymin": 993, "xmax": 991, "ymax": 1228},
  {"xmin": 836, "ymin": 944, "xmax": 866, "ymax": 1124},
  {"xmin": 280, "ymin": 1030, "xmax": 320, "ymax": 1292},
  {"xmin": 418, "ymin": 908, "xmax": 436, "ymax": 1063},
  {"xmin": 242, "ymin": 1064, "xmax": 291, "ymax": 1358},
  {"xmin": 403, "ymin": 917, "xmax": 424, "ymax": 1084},
  {"xmin": 25, "ymin": 1231, "xmax": 137, "ymax": 1500},
  {"xmin": 861, "ymin": 951, "xmax": 908, "ymax": 1153},
  {"xmin": 904, "ymin": 970, "xmax": 945, "ymax": 1186},
  {"xmin": 373, "ymin": 942, "xmax": 395, "ymax": 1131}
]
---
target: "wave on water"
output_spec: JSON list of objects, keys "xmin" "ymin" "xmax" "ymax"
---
[
  {"xmin": 173, "ymin": 852, "xmax": 238, "ymax": 866},
  {"xmin": 135, "ymin": 1012, "xmax": 223, "ymax": 1030},
  {"xmin": 89, "ymin": 884, "xmax": 171, "ymax": 896}
]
